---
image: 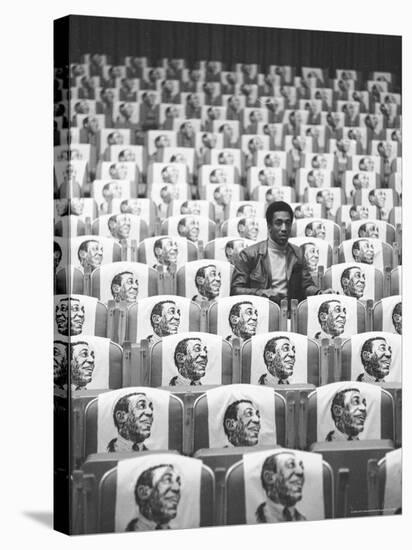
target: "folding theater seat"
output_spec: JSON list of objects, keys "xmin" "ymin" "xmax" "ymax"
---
[
  {"xmin": 367, "ymin": 447, "xmax": 402, "ymax": 515},
  {"xmin": 54, "ymin": 294, "xmax": 108, "ymax": 338}
]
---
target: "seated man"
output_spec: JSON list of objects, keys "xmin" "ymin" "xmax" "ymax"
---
[{"xmin": 231, "ymin": 201, "xmax": 331, "ymax": 304}]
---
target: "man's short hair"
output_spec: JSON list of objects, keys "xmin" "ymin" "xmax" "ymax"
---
[
  {"xmin": 223, "ymin": 399, "xmax": 254, "ymax": 437},
  {"xmin": 134, "ymin": 464, "xmax": 173, "ymax": 506},
  {"xmin": 228, "ymin": 301, "xmax": 253, "ymax": 329},
  {"xmin": 70, "ymin": 340, "xmax": 90, "ymax": 361},
  {"xmin": 263, "ymin": 336, "xmax": 290, "ymax": 364},
  {"xmin": 330, "ymin": 388, "xmax": 360, "ymax": 423},
  {"xmin": 153, "ymin": 237, "xmax": 167, "ymax": 257},
  {"xmin": 265, "ymin": 201, "xmax": 294, "ymax": 225},
  {"xmin": 111, "ymin": 271, "xmax": 133, "ymax": 295},
  {"xmin": 351, "ymin": 239, "xmax": 369, "ymax": 258},
  {"xmin": 150, "ymin": 300, "xmax": 175, "ymax": 329},
  {"xmin": 340, "ymin": 266, "xmax": 358, "ymax": 287},
  {"xmin": 112, "ymin": 392, "xmax": 146, "ymax": 429},
  {"xmin": 260, "ymin": 453, "xmax": 279, "ymax": 490},
  {"xmin": 195, "ymin": 265, "xmax": 215, "ymax": 289},
  {"xmin": 317, "ymin": 299, "xmax": 338, "ymax": 324},
  {"xmin": 392, "ymin": 302, "xmax": 402, "ymax": 317},
  {"xmin": 360, "ymin": 337, "xmax": 386, "ymax": 368}
]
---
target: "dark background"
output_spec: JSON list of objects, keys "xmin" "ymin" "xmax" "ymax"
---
[{"xmin": 56, "ymin": 14, "xmax": 401, "ymax": 81}]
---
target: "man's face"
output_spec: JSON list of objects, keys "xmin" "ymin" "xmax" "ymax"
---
[
  {"xmin": 121, "ymin": 199, "xmax": 141, "ymax": 216},
  {"xmin": 210, "ymin": 168, "xmax": 227, "ymax": 184},
  {"xmin": 266, "ymin": 187, "xmax": 284, "ymax": 203},
  {"xmin": 225, "ymin": 239, "xmax": 247, "ymax": 264},
  {"xmin": 54, "ymin": 342, "xmax": 67, "ymax": 382},
  {"xmin": 353, "ymin": 173, "xmax": 370, "ymax": 190},
  {"xmin": 156, "ymin": 135, "xmax": 171, "ymax": 149},
  {"xmin": 148, "ymin": 466, "xmax": 181, "ymax": 523},
  {"xmin": 122, "ymin": 394, "xmax": 154, "ymax": 442},
  {"xmin": 219, "ymin": 151, "xmax": 234, "ymax": 165},
  {"xmin": 109, "ymin": 132, "xmax": 124, "ymax": 145},
  {"xmin": 268, "ymin": 210, "xmax": 292, "ymax": 246},
  {"xmin": 307, "ymin": 222, "xmax": 326, "ymax": 240},
  {"xmin": 103, "ymin": 182, "xmax": 123, "ymax": 201},
  {"xmin": 343, "ymin": 268, "xmax": 366, "ymax": 299},
  {"xmin": 361, "ymin": 223, "xmax": 379, "ymax": 239},
  {"xmin": 363, "ymin": 338, "xmax": 392, "ymax": 379},
  {"xmin": 265, "ymin": 337, "xmax": 296, "ymax": 380},
  {"xmin": 178, "ymin": 339, "xmax": 208, "ymax": 381},
  {"xmin": 248, "ymin": 137, "xmax": 263, "ymax": 153},
  {"xmin": 320, "ymin": 301, "xmax": 347, "ymax": 336},
  {"xmin": 259, "ymin": 168, "xmax": 278, "ymax": 186},
  {"xmin": 71, "ymin": 342, "xmax": 95, "ymax": 387},
  {"xmin": 115, "ymin": 273, "xmax": 139, "ymax": 303},
  {"xmin": 181, "ymin": 122, "xmax": 194, "ymax": 137},
  {"xmin": 154, "ymin": 302, "xmax": 181, "ymax": 336},
  {"xmin": 162, "ymin": 165, "xmax": 179, "ymax": 184},
  {"xmin": 241, "ymin": 218, "xmax": 260, "ymax": 241},
  {"xmin": 229, "ymin": 96, "xmax": 241, "ymax": 110},
  {"xmin": 354, "ymin": 240, "xmax": 375, "ymax": 264},
  {"xmin": 337, "ymin": 390, "xmax": 367, "ymax": 436},
  {"xmin": 81, "ymin": 241, "xmax": 103, "ymax": 269},
  {"xmin": 214, "ymin": 185, "xmax": 232, "ymax": 206},
  {"xmin": 231, "ymin": 303, "xmax": 258, "ymax": 339},
  {"xmin": 264, "ymin": 453, "xmax": 305, "ymax": 507},
  {"xmin": 392, "ymin": 304, "xmax": 402, "ymax": 335},
  {"xmin": 110, "ymin": 214, "xmax": 132, "ymax": 240},
  {"xmin": 181, "ymin": 201, "xmax": 201, "ymax": 215},
  {"xmin": 111, "ymin": 163, "xmax": 129, "ymax": 180},
  {"xmin": 158, "ymin": 239, "xmax": 178, "ymax": 265},
  {"xmin": 303, "ymin": 244, "xmax": 320, "ymax": 271},
  {"xmin": 179, "ymin": 217, "xmax": 200, "ymax": 243},
  {"xmin": 200, "ymin": 266, "xmax": 222, "ymax": 298},
  {"xmin": 264, "ymin": 153, "xmax": 281, "ymax": 167},
  {"xmin": 320, "ymin": 191, "xmax": 334, "ymax": 210},
  {"xmin": 373, "ymin": 190, "xmax": 387, "ymax": 209},
  {"xmin": 119, "ymin": 149, "xmax": 135, "ymax": 162},
  {"xmin": 227, "ymin": 401, "xmax": 261, "ymax": 446},
  {"xmin": 360, "ymin": 157, "xmax": 375, "ymax": 171},
  {"xmin": 238, "ymin": 205, "xmax": 256, "ymax": 218}
]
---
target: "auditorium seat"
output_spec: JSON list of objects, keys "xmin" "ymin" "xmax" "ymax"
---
[
  {"xmin": 160, "ymin": 215, "xmax": 216, "ymax": 248},
  {"xmin": 322, "ymin": 263, "xmax": 384, "ymax": 302},
  {"xmin": 348, "ymin": 220, "xmax": 396, "ymax": 245},
  {"xmin": 54, "ymin": 294, "xmax": 108, "ymax": 338},
  {"xmin": 338, "ymin": 238, "xmax": 394, "ymax": 271},
  {"xmin": 372, "ymin": 295, "xmax": 402, "ymax": 333},
  {"xmin": 292, "ymin": 218, "xmax": 341, "ymax": 248},
  {"xmin": 367, "ymin": 447, "xmax": 401, "ymax": 515},
  {"xmin": 390, "ymin": 266, "xmax": 401, "ymax": 295},
  {"xmin": 54, "ymin": 216, "xmax": 86, "ymax": 237},
  {"xmin": 220, "ymin": 216, "xmax": 267, "ymax": 242},
  {"xmin": 91, "ymin": 213, "xmax": 149, "ymax": 245},
  {"xmin": 203, "ymin": 237, "xmax": 255, "ymax": 263}
]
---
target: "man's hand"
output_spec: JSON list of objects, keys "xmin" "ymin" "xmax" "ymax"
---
[{"xmin": 258, "ymin": 288, "xmax": 285, "ymax": 300}]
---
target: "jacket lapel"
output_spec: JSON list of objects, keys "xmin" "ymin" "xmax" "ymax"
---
[{"xmin": 286, "ymin": 245, "xmax": 298, "ymax": 280}]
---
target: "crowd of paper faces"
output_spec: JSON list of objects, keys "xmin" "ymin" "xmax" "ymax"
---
[{"xmin": 54, "ymin": 55, "xmax": 402, "ymax": 534}]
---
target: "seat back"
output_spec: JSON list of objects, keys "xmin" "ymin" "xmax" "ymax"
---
[
  {"xmin": 137, "ymin": 236, "xmax": 198, "ymax": 271},
  {"xmin": 292, "ymin": 218, "xmax": 341, "ymax": 248},
  {"xmin": 338, "ymin": 238, "xmax": 393, "ymax": 272},
  {"xmin": 161, "ymin": 215, "xmax": 216, "ymax": 245},
  {"xmin": 150, "ymin": 332, "xmax": 233, "ymax": 387},
  {"xmin": 368, "ymin": 447, "xmax": 402, "ymax": 515},
  {"xmin": 91, "ymin": 214, "xmax": 148, "ymax": 243},
  {"xmin": 54, "ymin": 294, "xmax": 107, "ymax": 337},
  {"xmin": 372, "ymin": 296, "xmax": 402, "ymax": 333},
  {"xmin": 98, "ymin": 454, "xmax": 215, "ymax": 532},
  {"xmin": 390, "ymin": 266, "xmax": 401, "ymax": 295},
  {"xmin": 322, "ymin": 263, "xmax": 383, "ymax": 302},
  {"xmin": 220, "ymin": 216, "xmax": 267, "ymax": 241},
  {"xmin": 84, "ymin": 388, "xmax": 184, "ymax": 457},
  {"xmin": 192, "ymin": 384, "xmax": 286, "ymax": 451},
  {"xmin": 55, "ymin": 266, "xmax": 84, "ymax": 294},
  {"xmin": 224, "ymin": 449, "xmax": 334, "ymax": 524},
  {"xmin": 176, "ymin": 259, "xmax": 233, "ymax": 300},
  {"xmin": 349, "ymin": 220, "xmax": 396, "ymax": 245},
  {"xmin": 203, "ymin": 237, "xmax": 255, "ymax": 263}
]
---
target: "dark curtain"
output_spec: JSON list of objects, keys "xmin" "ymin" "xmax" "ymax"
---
[{"xmin": 58, "ymin": 15, "xmax": 401, "ymax": 81}]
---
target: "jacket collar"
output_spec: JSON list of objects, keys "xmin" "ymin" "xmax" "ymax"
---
[{"xmin": 257, "ymin": 239, "xmax": 300, "ymax": 281}]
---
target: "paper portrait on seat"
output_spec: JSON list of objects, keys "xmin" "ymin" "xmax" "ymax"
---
[
  {"xmin": 173, "ymin": 118, "xmax": 202, "ymax": 134},
  {"xmin": 210, "ymin": 148, "xmax": 242, "ymax": 172},
  {"xmin": 256, "ymin": 122, "xmax": 284, "ymax": 148},
  {"xmin": 311, "ymin": 86, "xmax": 333, "ymax": 106},
  {"xmin": 268, "ymin": 65, "xmax": 292, "ymax": 83},
  {"xmin": 380, "ymin": 296, "xmax": 402, "ymax": 335},
  {"xmin": 91, "ymin": 179, "xmax": 133, "ymax": 215},
  {"xmin": 337, "ymin": 205, "xmax": 379, "ymax": 226},
  {"xmin": 307, "ymin": 186, "xmax": 342, "ymax": 217},
  {"xmin": 108, "ymin": 145, "xmax": 144, "ymax": 171},
  {"xmin": 53, "ymin": 237, "xmax": 68, "ymax": 273},
  {"xmin": 341, "ymin": 238, "xmax": 385, "ymax": 271},
  {"xmin": 290, "ymin": 203, "xmax": 323, "ymax": 220},
  {"xmin": 350, "ymin": 220, "xmax": 390, "ymax": 241},
  {"xmin": 137, "ymin": 89, "xmax": 161, "ymax": 104},
  {"xmin": 96, "ymin": 387, "xmax": 171, "ymax": 453},
  {"xmin": 158, "ymin": 103, "xmax": 185, "ymax": 125},
  {"xmin": 100, "ymin": 161, "xmax": 137, "ymax": 182},
  {"xmin": 249, "ymin": 331, "xmax": 311, "ymax": 385},
  {"xmin": 288, "ymin": 236, "xmax": 331, "ymax": 273},
  {"xmin": 151, "ymin": 162, "xmax": 187, "ymax": 185},
  {"xmin": 97, "ymin": 261, "xmax": 150, "ymax": 304},
  {"xmin": 284, "ymin": 135, "xmax": 313, "ymax": 153},
  {"xmin": 383, "ymin": 448, "xmax": 402, "ymax": 515},
  {"xmin": 132, "ymin": 295, "xmax": 192, "ymax": 344},
  {"xmin": 302, "ymin": 67, "xmax": 324, "ymax": 83},
  {"xmin": 149, "ymin": 183, "xmax": 189, "ymax": 210},
  {"xmin": 184, "ymin": 260, "xmax": 231, "ymax": 303},
  {"xmin": 212, "ymin": 119, "xmax": 240, "ymax": 144},
  {"xmin": 347, "ymin": 331, "xmax": 401, "ymax": 384},
  {"xmin": 200, "ymin": 105, "xmax": 226, "ymax": 123},
  {"xmin": 142, "ymin": 235, "xmax": 189, "ymax": 273},
  {"xmin": 71, "ymin": 235, "xmax": 118, "ymax": 273},
  {"xmin": 70, "ymin": 98, "xmax": 96, "ymax": 117},
  {"xmin": 205, "ymin": 184, "xmax": 243, "ymax": 217},
  {"xmin": 225, "ymin": 216, "xmax": 267, "ymax": 242},
  {"xmin": 115, "ymin": 454, "xmax": 201, "ymax": 532},
  {"xmin": 208, "ymin": 237, "xmax": 255, "ymax": 263},
  {"xmin": 343, "ymin": 171, "xmax": 377, "ymax": 200},
  {"xmin": 370, "ymin": 140, "xmax": 398, "ymax": 160},
  {"xmin": 159, "ymin": 332, "xmax": 223, "ymax": 386},
  {"xmin": 299, "ymin": 99, "xmax": 322, "ymax": 116},
  {"xmin": 240, "ymin": 134, "xmax": 270, "ymax": 156},
  {"xmin": 328, "ymin": 138, "xmax": 357, "ymax": 157},
  {"xmin": 94, "ymin": 213, "xmax": 142, "ymax": 242},
  {"xmin": 162, "ymin": 147, "xmax": 195, "ymax": 174},
  {"xmin": 297, "ymin": 169, "xmax": 333, "ymax": 198},
  {"xmin": 168, "ymin": 199, "xmax": 211, "ymax": 218},
  {"xmin": 351, "ymin": 155, "xmax": 381, "ymax": 174},
  {"xmin": 329, "ymin": 262, "xmax": 376, "ymax": 302},
  {"xmin": 372, "ymin": 71, "xmax": 393, "ymax": 83},
  {"xmin": 256, "ymin": 185, "xmax": 294, "ymax": 205},
  {"xmin": 249, "ymin": 167, "xmax": 285, "ymax": 196},
  {"xmin": 205, "ymin": 384, "xmax": 277, "ymax": 448},
  {"xmin": 54, "ymin": 144, "xmax": 91, "ymax": 163},
  {"xmin": 282, "ymin": 109, "xmax": 309, "ymax": 126},
  {"xmin": 74, "ymin": 113, "xmax": 105, "ymax": 132},
  {"xmin": 360, "ymin": 189, "xmax": 395, "ymax": 222},
  {"xmin": 70, "ymin": 335, "xmax": 111, "ymax": 391},
  {"xmin": 112, "ymin": 101, "xmax": 139, "ymax": 125},
  {"xmin": 243, "ymin": 448, "xmax": 324, "ymax": 524},
  {"xmin": 227, "ymin": 201, "xmax": 264, "ymax": 220},
  {"xmin": 306, "ymin": 294, "xmax": 359, "ymax": 341},
  {"xmin": 110, "ymin": 198, "xmax": 152, "ymax": 227},
  {"xmin": 342, "ymin": 127, "xmax": 368, "ymax": 152},
  {"xmin": 54, "ymin": 160, "xmax": 88, "ymax": 191},
  {"xmin": 165, "ymin": 215, "xmax": 211, "ymax": 247},
  {"xmin": 147, "ymin": 129, "xmax": 177, "ymax": 156},
  {"xmin": 315, "ymin": 381, "xmax": 382, "ymax": 442},
  {"xmin": 194, "ymin": 131, "xmax": 223, "ymax": 153},
  {"xmin": 200, "ymin": 164, "xmax": 236, "ymax": 186},
  {"xmin": 294, "ymin": 218, "xmax": 336, "ymax": 246},
  {"xmin": 337, "ymin": 99, "xmax": 360, "ymax": 115},
  {"xmin": 336, "ymin": 69, "xmax": 357, "ymax": 80},
  {"xmin": 303, "ymin": 153, "xmax": 334, "ymax": 172},
  {"xmin": 300, "ymin": 125, "xmax": 326, "ymax": 149},
  {"xmin": 216, "ymin": 296, "xmax": 270, "ymax": 344},
  {"xmin": 54, "ymin": 294, "xmax": 99, "ymax": 337},
  {"xmin": 100, "ymin": 129, "xmax": 131, "ymax": 152},
  {"xmin": 256, "ymin": 150, "xmax": 287, "ymax": 170}
]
